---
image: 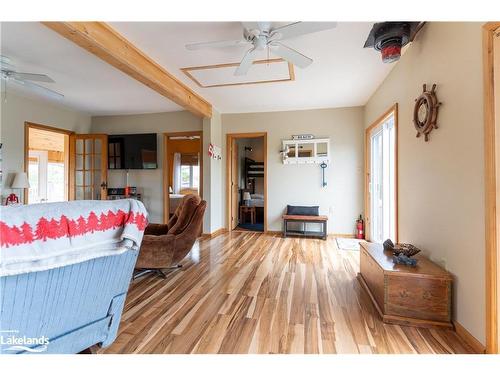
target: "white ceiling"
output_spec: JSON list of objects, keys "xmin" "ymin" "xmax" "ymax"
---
[
  {"xmin": 110, "ymin": 22, "xmax": 397, "ymax": 113},
  {"xmin": 1, "ymin": 22, "xmax": 397, "ymax": 115},
  {"xmin": 0, "ymin": 22, "xmax": 182, "ymax": 115}
]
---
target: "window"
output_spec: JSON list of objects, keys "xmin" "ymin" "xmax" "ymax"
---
[
  {"xmin": 27, "ymin": 150, "xmax": 65, "ymax": 203},
  {"xmin": 366, "ymin": 105, "xmax": 397, "ymax": 243},
  {"xmin": 180, "ymin": 163, "xmax": 200, "ymax": 189}
]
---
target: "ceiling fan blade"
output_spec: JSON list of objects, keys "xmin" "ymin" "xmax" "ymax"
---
[
  {"xmin": 12, "ymin": 72, "xmax": 55, "ymax": 83},
  {"xmin": 0, "ymin": 60, "xmax": 16, "ymax": 72},
  {"xmin": 10, "ymin": 77, "xmax": 64, "ymax": 100},
  {"xmin": 185, "ymin": 39, "xmax": 249, "ymax": 50},
  {"xmin": 234, "ymin": 48, "xmax": 257, "ymax": 76},
  {"xmin": 270, "ymin": 42, "xmax": 313, "ymax": 68},
  {"xmin": 242, "ymin": 22, "xmax": 271, "ymax": 32},
  {"xmin": 270, "ymin": 22, "xmax": 337, "ymax": 40}
]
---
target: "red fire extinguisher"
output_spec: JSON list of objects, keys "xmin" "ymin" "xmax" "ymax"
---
[{"xmin": 356, "ymin": 215, "xmax": 365, "ymax": 240}]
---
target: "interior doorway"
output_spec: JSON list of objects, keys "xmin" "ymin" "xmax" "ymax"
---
[
  {"xmin": 365, "ymin": 104, "xmax": 398, "ymax": 243},
  {"xmin": 226, "ymin": 132, "xmax": 267, "ymax": 233},
  {"xmin": 163, "ymin": 131, "xmax": 203, "ymax": 223},
  {"xmin": 24, "ymin": 122, "xmax": 71, "ymax": 204}
]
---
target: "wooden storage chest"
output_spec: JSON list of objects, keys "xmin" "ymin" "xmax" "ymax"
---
[{"xmin": 357, "ymin": 242, "xmax": 453, "ymax": 328}]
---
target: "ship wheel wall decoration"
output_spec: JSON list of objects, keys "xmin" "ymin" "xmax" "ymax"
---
[{"xmin": 413, "ymin": 83, "xmax": 441, "ymax": 141}]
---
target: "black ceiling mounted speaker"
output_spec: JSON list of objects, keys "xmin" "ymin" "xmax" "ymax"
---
[{"xmin": 364, "ymin": 22, "xmax": 425, "ymax": 63}]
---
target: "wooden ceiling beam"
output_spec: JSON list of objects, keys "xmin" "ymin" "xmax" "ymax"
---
[{"xmin": 42, "ymin": 22, "xmax": 212, "ymax": 118}]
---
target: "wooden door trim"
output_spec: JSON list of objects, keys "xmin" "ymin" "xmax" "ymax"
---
[
  {"xmin": 24, "ymin": 122, "xmax": 73, "ymax": 204},
  {"xmin": 364, "ymin": 103, "xmax": 398, "ymax": 242},
  {"xmin": 163, "ymin": 131, "xmax": 203, "ymax": 224},
  {"xmin": 484, "ymin": 21, "xmax": 500, "ymax": 354},
  {"xmin": 225, "ymin": 132, "xmax": 268, "ymax": 233}
]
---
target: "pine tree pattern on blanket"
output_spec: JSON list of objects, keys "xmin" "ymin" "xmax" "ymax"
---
[{"xmin": 0, "ymin": 210, "xmax": 148, "ymax": 248}]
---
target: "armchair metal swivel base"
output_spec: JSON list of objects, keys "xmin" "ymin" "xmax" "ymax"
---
[{"xmin": 133, "ymin": 265, "xmax": 182, "ymax": 280}]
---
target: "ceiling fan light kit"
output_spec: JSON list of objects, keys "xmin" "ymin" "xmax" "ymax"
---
[{"xmin": 185, "ymin": 22, "xmax": 337, "ymax": 76}]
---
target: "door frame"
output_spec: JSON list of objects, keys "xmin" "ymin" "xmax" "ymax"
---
[
  {"xmin": 24, "ymin": 122, "xmax": 73, "ymax": 204},
  {"xmin": 484, "ymin": 21, "xmax": 500, "ymax": 354},
  {"xmin": 225, "ymin": 132, "xmax": 268, "ymax": 233},
  {"xmin": 364, "ymin": 104, "xmax": 398, "ymax": 242},
  {"xmin": 163, "ymin": 131, "xmax": 203, "ymax": 224}
]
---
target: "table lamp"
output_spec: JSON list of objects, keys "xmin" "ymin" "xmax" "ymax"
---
[
  {"xmin": 6, "ymin": 172, "xmax": 30, "ymax": 205},
  {"xmin": 243, "ymin": 191, "xmax": 251, "ymax": 206}
]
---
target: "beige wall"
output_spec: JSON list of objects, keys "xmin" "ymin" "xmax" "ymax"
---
[
  {"xmin": 0, "ymin": 92, "xmax": 91, "ymax": 201},
  {"xmin": 91, "ymin": 111, "xmax": 202, "ymax": 223},
  {"xmin": 364, "ymin": 22, "xmax": 485, "ymax": 343},
  {"xmin": 222, "ymin": 107, "xmax": 364, "ymax": 234}
]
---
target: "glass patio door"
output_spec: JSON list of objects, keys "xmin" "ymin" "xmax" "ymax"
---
[
  {"xmin": 70, "ymin": 134, "xmax": 108, "ymax": 200},
  {"xmin": 369, "ymin": 114, "xmax": 396, "ymax": 243}
]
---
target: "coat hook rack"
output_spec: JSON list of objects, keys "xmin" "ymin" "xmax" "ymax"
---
[{"xmin": 320, "ymin": 162, "xmax": 327, "ymax": 187}]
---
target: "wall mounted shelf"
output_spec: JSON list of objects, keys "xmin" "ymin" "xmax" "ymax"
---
[{"xmin": 281, "ymin": 138, "xmax": 330, "ymax": 165}]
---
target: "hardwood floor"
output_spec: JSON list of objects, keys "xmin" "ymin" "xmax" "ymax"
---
[{"xmin": 98, "ymin": 232, "xmax": 474, "ymax": 354}]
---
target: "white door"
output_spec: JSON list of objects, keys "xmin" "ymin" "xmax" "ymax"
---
[
  {"xmin": 28, "ymin": 150, "xmax": 48, "ymax": 203},
  {"xmin": 369, "ymin": 114, "xmax": 396, "ymax": 243},
  {"xmin": 28, "ymin": 150, "xmax": 66, "ymax": 203}
]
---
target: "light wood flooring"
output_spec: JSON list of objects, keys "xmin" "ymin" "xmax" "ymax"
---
[{"xmin": 97, "ymin": 232, "xmax": 474, "ymax": 354}]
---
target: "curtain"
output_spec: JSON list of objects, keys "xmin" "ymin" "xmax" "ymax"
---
[{"xmin": 172, "ymin": 152, "xmax": 182, "ymax": 194}]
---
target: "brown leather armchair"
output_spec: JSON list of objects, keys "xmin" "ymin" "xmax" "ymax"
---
[{"xmin": 134, "ymin": 194, "xmax": 206, "ymax": 279}]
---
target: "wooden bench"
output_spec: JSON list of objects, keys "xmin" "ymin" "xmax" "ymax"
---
[{"xmin": 282, "ymin": 214, "xmax": 328, "ymax": 240}]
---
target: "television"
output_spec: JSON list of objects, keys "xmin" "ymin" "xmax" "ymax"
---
[{"xmin": 108, "ymin": 133, "xmax": 157, "ymax": 169}]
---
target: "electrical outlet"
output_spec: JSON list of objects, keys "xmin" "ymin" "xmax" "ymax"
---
[{"xmin": 329, "ymin": 206, "xmax": 334, "ymax": 214}]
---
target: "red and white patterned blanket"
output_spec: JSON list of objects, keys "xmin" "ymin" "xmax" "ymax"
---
[{"xmin": 0, "ymin": 199, "xmax": 148, "ymax": 276}]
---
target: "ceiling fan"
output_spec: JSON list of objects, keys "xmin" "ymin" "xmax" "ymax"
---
[
  {"xmin": 185, "ymin": 22, "xmax": 337, "ymax": 76},
  {"xmin": 1, "ymin": 55, "xmax": 64, "ymax": 100}
]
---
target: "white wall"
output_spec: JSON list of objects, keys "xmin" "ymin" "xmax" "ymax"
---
[
  {"xmin": 364, "ymin": 22, "xmax": 485, "ymax": 343},
  {"xmin": 0, "ymin": 92, "xmax": 91, "ymax": 201},
  {"xmin": 222, "ymin": 107, "xmax": 364, "ymax": 234},
  {"xmin": 91, "ymin": 111, "xmax": 202, "ymax": 223},
  {"xmin": 202, "ymin": 109, "xmax": 223, "ymax": 233}
]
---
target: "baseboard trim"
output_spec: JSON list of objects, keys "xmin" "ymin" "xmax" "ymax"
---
[
  {"xmin": 453, "ymin": 320, "xmax": 486, "ymax": 353},
  {"xmin": 266, "ymin": 230, "xmax": 282, "ymax": 235},
  {"xmin": 202, "ymin": 228, "xmax": 227, "ymax": 239},
  {"xmin": 262, "ymin": 231, "xmax": 355, "ymax": 238},
  {"xmin": 329, "ymin": 233, "xmax": 356, "ymax": 238}
]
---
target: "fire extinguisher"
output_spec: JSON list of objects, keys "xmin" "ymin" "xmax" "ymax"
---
[{"xmin": 356, "ymin": 215, "xmax": 365, "ymax": 240}]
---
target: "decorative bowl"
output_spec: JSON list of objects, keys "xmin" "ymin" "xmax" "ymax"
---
[
  {"xmin": 383, "ymin": 239, "xmax": 394, "ymax": 252},
  {"xmin": 392, "ymin": 243, "xmax": 421, "ymax": 257}
]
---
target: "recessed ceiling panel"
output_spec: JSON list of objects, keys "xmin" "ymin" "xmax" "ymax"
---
[{"xmin": 182, "ymin": 59, "xmax": 294, "ymax": 88}]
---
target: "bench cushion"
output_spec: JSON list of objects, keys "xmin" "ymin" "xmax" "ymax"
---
[
  {"xmin": 286, "ymin": 205, "xmax": 319, "ymax": 216},
  {"xmin": 283, "ymin": 214, "xmax": 328, "ymax": 221}
]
